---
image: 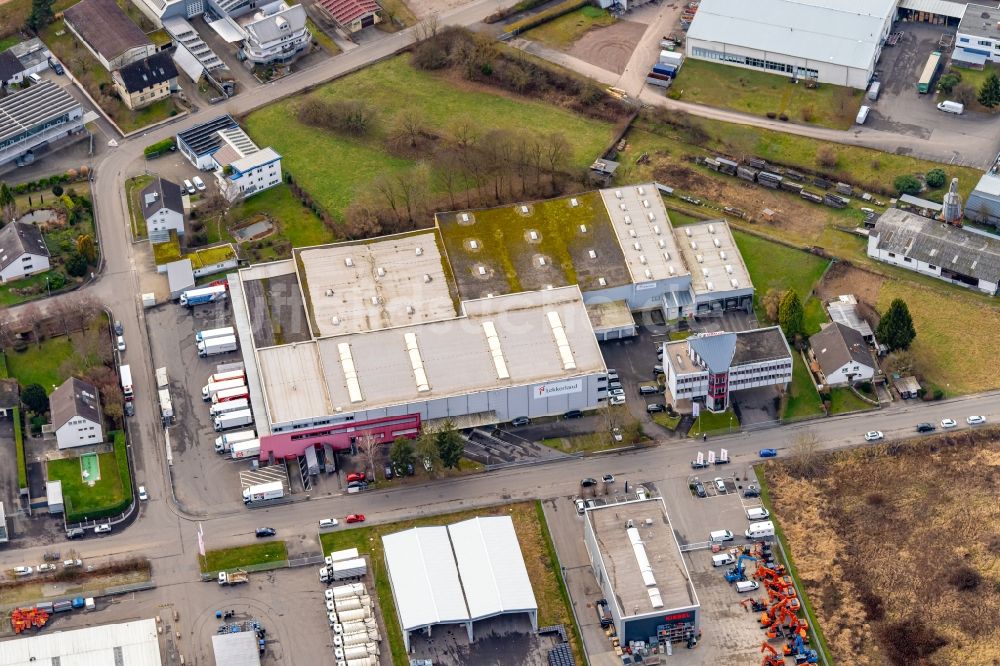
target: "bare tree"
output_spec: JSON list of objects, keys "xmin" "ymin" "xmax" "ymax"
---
[
  {"xmin": 415, "ymin": 14, "xmax": 439, "ymax": 40},
  {"xmin": 432, "ymin": 149, "xmax": 462, "ymax": 210},
  {"xmin": 543, "ymin": 132, "xmax": 571, "ymax": 192},
  {"xmin": 788, "ymin": 429, "xmax": 823, "ymax": 478},
  {"xmin": 395, "ymin": 163, "xmax": 431, "ymax": 225},
  {"xmin": 371, "ymin": 174, "xmax": 401, "ymax": 223},
  {"xmin": 387, "ymin": 110, "xmax": 432, "ymax": 151},
  {"xmin": 356, "ymin": 433, "xmax": 382, "ymax": 479},
  {"xmin": 84, "ymin": 365, "xmax": 123, "ymax": 423}
]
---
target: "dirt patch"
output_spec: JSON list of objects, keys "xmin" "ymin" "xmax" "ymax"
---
[
  {"xmin": 568, "ymin": 19, "xmax": 646, "ymax": 75},
  {"xmin": 765, "ymin": 428, "xmax": 1000, "ymax": 666},
  {"xmin": 814, "ymin": 262, "xmax": 884, "ymax": 307}
]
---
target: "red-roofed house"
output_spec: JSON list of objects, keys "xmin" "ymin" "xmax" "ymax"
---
[{"xmin": 316, "ymin": 0, "xmax": 381, "ymax": 32}]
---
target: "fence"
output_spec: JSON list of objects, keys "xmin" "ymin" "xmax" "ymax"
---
[{"xmin": 199, "ymin": 553, "xmax": 324, "ymax": 581}]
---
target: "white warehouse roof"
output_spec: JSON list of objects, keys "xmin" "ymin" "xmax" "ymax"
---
[
  {"xmin": 448, "ymin": 516, "xmax": 538, "ymax": 621},
  {"xmin": 688, "ymin": 0, "xmax": 897, "ymax": 71},
  {"xmin": 382, "ymin": 515, "xmax": 538, "ymax": 646},
  {"xmin": 0, "ymin": 619, "xmax": 161, "ymax": 666}
]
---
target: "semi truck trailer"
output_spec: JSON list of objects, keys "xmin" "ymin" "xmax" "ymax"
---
[
  {"xmin": 198, "ymin": 335, "xmax": 238, "ymax": 358},
  {"xmin": 179, "ymin": 285, "xmax": 226, "ymax": 307},
  {"xmin": 212, "ymin": 386, "xmax": 249, "ymax": 404},
  {"xmin": 214, "ymin": 429, "xmax": 256, "ymax": 453},
  {"xmin": 215, "ymin": 409, "xmax": 253, "ymax": 431},
  {"xmin": 230, "ymin": 439, "xmax": 260, "ymax": 460},
  {"xmin": 202, "ymin": 378, "xmax": 246, "ymax": 401},
  {"xmin": 195, "ymin": 326, "xmax": 235, "ymax": 342},
  {"xmin": 209, "ymin": 398, "xmax": 249, "ymax": 417},
  {"xmin": 120, "ymin": 364, "xmax": 133, "ymax": 400},
  {"xmin": 242, "ymin": 481, "xmax": 283, "ymax": 504}
]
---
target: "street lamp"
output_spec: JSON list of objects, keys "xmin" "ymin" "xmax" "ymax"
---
[{"xmin": 45, "ymin": 276, "xmax": 50, "ymax": 296}]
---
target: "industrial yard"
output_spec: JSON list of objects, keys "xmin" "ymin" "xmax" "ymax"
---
[{"xmin": 764, "ymin": 427, "xmax": 1000, "ymax": 665}]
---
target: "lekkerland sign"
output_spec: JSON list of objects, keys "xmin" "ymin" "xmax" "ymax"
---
[{"xmin": 533, "ymin": 378, "xmax": 583, "ymax": 399}]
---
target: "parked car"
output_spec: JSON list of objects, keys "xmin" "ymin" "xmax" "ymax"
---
[
  {"xmin": 693, "ymin": 480, "xmax": 706, "ymax": 497},
  {"xmin": 94, "ymin": 523, "xmax": 111, "ymax": 534},
  {"xmin": 609, "ymin": 395, "xmax": 626, "ymax": 405},
  {"xmin": 255, "ymin": 527, "xmax": 276, "ymax": 538},
  {"xmin": 116, "ymin": 335, "xmax": 126, "ymax": 352},
  {"xmin": 346, "ymin": 472, "xmax": 366, "ymax": 483},
  {"xmin": 609, "ymin": 389, "xmax": 625, "ymax": 399},
  {"xmin": 691, "ymin": 459, "xmax": 709, "ymax": 469},
  {"xmin": 63, "ymin": 559, "xmax": 82, "ymax": 568},
  {"xmin": 575, "ymin": 499, "xmax": 586, "ymax": 514},
  {"xmin": 192, "ymin": 175, "xmax": 207, "ymax": 191},
  {"xmin": 13, "ymin": 566, "xmax": 32, "ymax": 576},
  {"xmin": 65, "ymin": 528, "xmax": 85, "ymax": 539},
  {"xmin": 580, "ymin": 478, "xmax": 597, "ymax": 488},
  {"xmin": 916, "ymin": 423, "xmax": 936, "ymax": 433},
  {"xmin": 138, "ymin": 485, "xmax": 148, "ymax": 501},
  {"xmin": 37, "ymin": 563, "xmax": 56, "ymax": 572},
  {"xmin": 864, "ymin": 431, "xmax": 883, "ymax": 442},
  {"xmin": 646, "ymin": 403, "xmax": 666, "ymax": 413},
  {"xmin": 183, "ymin": 178, "xmax": 196, "ymax": 194},
  {"xmin": 345, "ymin": 514, "xmax": 365, "ymax": 524},
  {"xmin": 743, "ymin": 484, "xmax": 760, "ymax": 498},
  {"xmin": 759, "ymin": 448, "xmax": 778, "ymax": 458},
  {"xmin": 941, "ymin": 418, "xmax": 957, "ymax": 429},
  {"xmin": 563, "ymin": 409, "xmax": 584, "ymax": 419},
  {"xmin": 608, "ymin": 380, "xmax": 623, "ymax": 390},
  {"xmin": 713, "ymin": 477, "xmax": 727, "ymax": 493},
  {"xmin": 319, "ymin": 518, "xmax": 339, "ymax": 528},
  {"xmin": 639, "ymin": 385, "xmax": 660, "ymax": 395},
  {"xmin": 602, "ymin": 474, "xmax": 615, "ymax": 484},
  {"xmin": 510, "ymin": 416, "xmax": 530, "ymax": 427},
  {"xmin": 124, "ymin": 401, "xmax": 135, "ymax": 417},
  {"xmin": 406, "ymin": 463, "xmax": 415, "ymax": 476},
  {"xmin": 383, "ymin": 465, "xmax": 394, "ymax": 480},
  {"xmin": 48, "ymin": 58, "xmax": 64, "ymax": 75},
  {"xmin": 114, "ymin": 320, "xmax": 123, "ymax": 335},
  {"xmin": 967, "ymin": 415, "xmax": 986, "ymax": 425}
]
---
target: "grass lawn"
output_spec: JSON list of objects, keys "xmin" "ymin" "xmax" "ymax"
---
[
  {"xmin": 320, "ymin": 502, "xmax": 582, "ymax": 665},
  {"xmin": 878, "ymin": 280, "xmax": 1000, "ymax": 395},
  {"xmin": 524, "ymin": 6, "xmax": 615, "ymax": 48},
  {"xmin": 125, "ymin": 175, "xmax": 153, "ymax": 239},
  {"xmin": 668, "ymin": 330, "xmax": 692, "ymax": 341},
  {"xmin": 689, "ymin": 408, "xmax": 738, "ymax": 436},
  {"xmin": 732, "ymin": 230, "xmax": 830, "ymax": 320},
  {"xmin": 946, "ymin": 65, "xmax": 998, "ymax": 113},
  {"xmin": 0, "ymin": 272, "xmax": 55, "ymax": 307},
  {"xmin": 0, "ymin": 34, "xmax": 21, "ymax": 50},
  {"xmin": 244, "ymin": 56, "xmax": 614, "ymax": 220},
  {"xmin": 664, "ymin": 206, "xmax": 710, "ymax": 227},
  {"xmin": 652, "ymin": 412, "xmax": 682, "ymax": 430},
  {"xmin": 670, "ymin": 59, "xmax": 862, "ymax": 129},
  {"xmin": 306, "ymin": 18, "xmax": 341, "ymax": 55},
  {"xmin": 783, "ymin": 353, "xmax": 824, "ymax": 420},
  {"xmin": 5, "ymin": 335, "xmax": 77, "ymax": 392},
  {"xmin": 543, "ymin": 431, "xmax": 620, "ymax": 453},
  {"xmin": 828, "ymin": 387, "xmax": 875, "ymax": 414},
  {"xmin": 802, "ymin": 297, "xmax": 828, "ymax": 336},
  {"xmin": 235, "ymin": 185, "xmax": 334, "ymax": 248},
  {"xmin": 47, "ymin": 451, "xmax": 124, "ymax": 522},
  {"xmin": 200, "ymin": 541, "xmax": 288, "ymax": 573}
]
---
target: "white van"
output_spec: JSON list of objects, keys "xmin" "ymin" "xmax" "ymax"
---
[
  {"xmin": 937, "ymin": 100, "xmax": 964, "ymax": 115},
  {"xmin": 712, "ymin": 553, "xmax": 735, "ymax": 567},
  {"xmin": 710, "ymin": 529, "xmax": 734, "ymax": 543},
  {"xmin": 745, "ymin": 520, "xmax": 775, "ymax": 539},
  {"xmin": 746, "ymin": 507, "xmax": 770, "ymax": 521},
  {"xmin": 635, "ymin": 486, "xmax": 649, "ymax": 501},
  {"xmin": 856, "ymin": 105, "xmax": 870, "ymax": 125},
  {"xmin": 28, "ymin": 72, "xmax": 41, "ymax": 84},
  {"xmin": 736, "ymin": 580, "xmax": 760, "ymax": 593}
]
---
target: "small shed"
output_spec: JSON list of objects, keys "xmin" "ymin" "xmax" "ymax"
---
[
  {"xmin": 166, "ymin": 259, "xmax": 195, "ymax": 300},
  {"xmin": 893, "ymin": 375, "xmax": 921, "ymax": 399},
  {"xmin": 589, "ymin": 158, "xmax": 620, "ymax": 185},
  {"xmin": 0, "ymin": 378, "xmax": 19, "ymax": 417},
  {"xmin": 211, "ymin": 631, "xmax": 261, "ymax": 666},
  {"xmin": 46, "ymin": 480, "xmax": 64, "ymax": 514}
]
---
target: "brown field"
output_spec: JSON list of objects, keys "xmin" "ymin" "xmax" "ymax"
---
[{"xmin": 765, "ymin": 428, "xmax": 1000, "ymax": 666}]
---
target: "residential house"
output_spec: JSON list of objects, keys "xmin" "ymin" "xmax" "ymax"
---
[
  {"xmin": 867, "ymin": 208, "xmax": 1000, "ymax": 296},
  {"xmin": 176, "ymin": 115, "xmax": 282, "ymax": 201},
  {"xmin": 141, "ymin": 177, "xmax": 185, "ymax": 243},
  {"xmin": 239, "ymin": 2, "xmax": 311, "ymax": 65},
  {"xmin": 825, "ymin": 295, "xmax": 874, "ymax": 342},
  {"xmin": 112, "ymin": 51, "xmax": 178, "ymax": 110},
  {"xmin": 316, "ymin": 0, "xmax": 381, "ymax": 33},
  {"xmin": 64, "ymin": 0, "xmax": 156, "ymax": 72},
  {"xmin": 50, "ymin": 377, "xmax": 104, "ymax": 450},
  {"xmin": 809, "ymin": 322, "xmax": 876, "ymax": 387},
  {"xmin": 0, "ymin": 38, "xmax": 53, "ymax": 87},
  {"xmin": 662, "ymin": 327, "xmax": 793, "ymax": 413},
  {"xmin": 0, "ymin": 221, "xmax": 50, "ymax": 283},
  {"xmin": 0, "ymin": 379, "xmax": 19, "ymax": 418}
]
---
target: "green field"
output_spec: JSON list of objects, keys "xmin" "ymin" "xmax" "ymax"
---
[
  {"xmin": 320, "ymin": 502, "xmax": 583, "ymax": 665},
  {"xmin": 689, "ymin": 408, "xmax": 738, "ymax": 436},
  {"xmin": 670, "ymin": 59, "xmax": 863, "ymax": 129},
  {"xmin": 5, "ymin": 336, "xmax": 78, "ymax": 392},
  {"xmin": 732, "ymin": 230, "xmax": 830, "ymax": 322},
  {"xmin": 245, "ymin": 56, "xmax": 614, "ymax": 220},
  {"xmin": 125, "ymin": 175, "xmax": 153, "ymax": 239},
  {"xmin": 47, "ymin": 433, "xmax": 131, "ymax": 522},
  {"xmin": 783, "ymin": 353, "xmax": 824, "ymax": 420},
  {"xmin": 201, "ymin": 541, "xmax": 288, "ymax": 573},
  {"xmin": 524, "ymin": 5, "xmax": 615, "ymax": 48},
  {"xmin": 828, "ymin": 387, "xmax": 875, "ymax": 414},
  {"xmin": 236, "ymin": 186, "xmax": 335, "ymax": 248}
]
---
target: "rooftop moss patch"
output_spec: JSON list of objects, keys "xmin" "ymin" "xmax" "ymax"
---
[
  {"xmin": 152, "ymin": 232, "xmax": 182, "ymax": 266},
  {"xmin": 436, "ymin": 191, "xmax": 628, "ymax": 299},
  {"xmin": 189, "ymin": 244, "xmax": 237, "ymax": 269}
]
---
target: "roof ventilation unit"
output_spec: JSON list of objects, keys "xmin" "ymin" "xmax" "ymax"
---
[
  {"xmin": 376, "ymin": 266, "xmax": 385, "ymax": 277},
  {"xmin": 615, "ymin": 190, "xmax": 623, "ymax": 199},
  {"xmin": 588, "ymin": 250, "xmax": 597, "ymax": 259},
  {"xmin": 570, "ymin": 198, "xmax": 579, "ymax": 207},
  {"xmin": 690, "ymin": 241, "xmax": 697, "ymax": 250},
  {"xmin": 325, "ymin": 289, "xmax": 333, "ymax": 296},
  {"xmin": 370, "ymin": 296, "xmax": 380, "ymax": 305},
  {"xmin": 461, "ymin": 213, "xmax": 470, "ymax": 222},
  {"xmin": 639, "ymin": 254, "xmax": 647, "ymax": 265},
  {"xmin": 620, "ymin": 203, "xmax": 627, "ymax": 211},
  {"xmin": 647, "ymin": 212, "xmax": 655, "ymax": 221},
  {"xmin": 731, "ymin": 278, "xmax": 739, "ymax": 288},
  {"xmin": 529, "ymin": 230, "xmax": 538, "ymax": 240},
  {"xmin": 580, "ymin": 224, "xmax": 587, "ymax": 233},
  {"xmin": 702, "ymin": 268, "xmax": 710, "ymax": 277},
  {"xmin": 423, "ymin": 274, "xmax": 432, "ymax": 283},
  {"xmin": 469, "ymin": 239, "xmax": 479, "ymax": 249},
  {"xmin": 406, "ymin": 305, "xmax": 415, "ymax": 315},
  {"xmin": 653, "ymin": 225, "xmax": 661, "ymax": 235},
  {"xmin": 720, "ymin": 251, "xmax": 727, "ymax": 260},
  {"xmin": 725, "ymin": 265, "xmax": 733, "ymax": 274},
  {"xmin": 629, "ymin": 229, "xmax": 637, "ymax": 238},
  {"xmin": 538, "ymin": 257, "xmax": 547, "ymax": 266},
  {"xmin": 644, "ymin": 268, "xmax": 653, "ymax": 279},
  {"xmin": 624, "ymin": 215, "xmax": 631, "ymax": 224},
  {"xmin": 696, "ymin": 254, "xmax": 704, "ymax": 263},
  {"xmin": 520, "ymin": 205, "xmax": 529, "ymax": 214},
  {"xmin": 713, "ymin": 238, "xmax": 721, "ymax": 248},
  {"xmin": 643, "ymin": 199, "xmax": 650, "ymax": 208},
  {"xmin": 331, "ymin": 315, "xmax": 340, "ymax": 325},
  {"xmin": 706, "ymin": 281, "xmax": 714, "ymax": 291},
  {"xmin": 637, "ymin": 186, "xmax": 645, "ymax": 195},
  {"xmin": 598, "ymin": 277, "xmax": 607, "ymax": 286},
  {"xmin": 415, "ymin": 247, "xmax": 423, "ymax": 256},
  {"xmin": 478, "ymin": 266, "xmax": 487, "ymax": 276},
  {"xmin": 345, "ymin": 257, "xmax": 354, "ymax": 267},
  {"xmin": 633, "ymin": 242, "xmax": 641, "ymax": 251},
  {"xmin": 658, "ymin": 239, "xmax": 666, "ymax": 249},
  {"xmin": 708, "ymin": 224, "xmax": 715, "ymax": 233},
  {"xmin": 668, "ymin": 265, "xmax": 675, "ymax": 275}
]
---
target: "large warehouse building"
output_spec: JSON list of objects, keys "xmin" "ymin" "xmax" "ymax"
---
[
  {"xmin": 0, "ymin": 619, "xmax": 162, "ymax": 666},
  {"xmin": 227, "ymin": 184, "xmax": 758, "ymax": 460},
  {"xmin": 382, "ymin": 515, "xmax": 538, "ymax": 651},
  {"xmin": 584, "ymin": 497, "xmax": 700, "ymax": 646},
  {"xmin": 685, "ymin": 0, "xmax": 897, "ymax": 88}
]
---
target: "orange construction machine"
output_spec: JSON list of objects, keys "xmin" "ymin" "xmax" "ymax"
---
[
  {"xmin": 11, "ymin": 607, "xmax": 49, "ymax": 634},
  {"xmin": 760, "ymin": 641, "xmax": 784, "ymax": 666}
]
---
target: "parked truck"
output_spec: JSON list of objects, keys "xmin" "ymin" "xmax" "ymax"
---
[
  {"xmin": 212, "ymin": 386, "xmax": 250, "ymax": 404},
  {"xmin": 215, "ymin": 429, "xmax": 256, "ymax": 453},
  {"xmin": 202, "ymin": 378, "xmax": 246, "ymax": 401},
  {"xmin": 120, "ymin": 364, "xmax": 134, "ymax": 400},
  {"xmin": 195, "ymin": 326, "xmax": 235, "ymax": 343},
  {"xmin": 330, "ymin": 558, "xmax": 367, "ymax": 581},
  {"xmin": 215, "ymin": 409, "xmax": 254, "ymax": 432},
  {"xmin": 158, "ymin": 388, "xmax": 174, "ymax": 421},
  {"xmin": 242, "ymin": 481, "xmax": 283, "ymax": 504},
  {"xmin": 198, "ymin": 335, "xmax": 238, "ymax": 358},
  {"xmin": 218, "ymin": 570, "xmax": 249, "ymax": 585},
  {"xmin": 206, "ymin": 369, "xmax": 245, "ymax": 385},
  {"xmin": 230, "ymin": 439, "xmax": 260, "ymax": 460},
  {"xmin": 179, "ymin": 285, "xmax": 227, "ymax": 308},
  {"xmin": 210, "ymin": 398, "xmax": 249, "ymax": 417}
]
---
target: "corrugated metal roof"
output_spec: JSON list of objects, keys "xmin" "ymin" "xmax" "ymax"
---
[
  {"xmin": 687, "ymin": 0, "xmax": 896, "ymax": 71},
  {"xmin": 211, "ymin": 632, "xmax": 261, "ymax": 666},
  {"xmin": 900, "ymin": 0, "xmax": 969, "ymax": 19},
  {"xmin": 0, "ymin": 619, "xmax": 161, "ymax": 666},
  {"xmin": 448, "ymin": 517, "xmax": 537, "ymax": 621}
]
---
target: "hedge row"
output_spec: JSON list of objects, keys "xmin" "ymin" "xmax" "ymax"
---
[
  {"xmin": 507, "ymin": 0, "xmax": 589, "ymax": 34},
  {"xmin": 144, "ymin": 138, "xmax": 176, "ymax": 159},
  {"xmin": 14, "ymin": 407, "xmax": 26, "ymax": 491}
]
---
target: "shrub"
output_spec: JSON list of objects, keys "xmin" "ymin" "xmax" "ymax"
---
[
  {"xmin": 925, "ymin": 168, "xmax": 947, "ymax": 188},
  {"xmin": 48, "ymin": 272, "xmax": 66, "ymax": 289},
  {"xmin": 52, "ymin": 184, "xmax": 63, "ymax": 196},
  {"xmin": 948, "ymin": 564, "xmax": 981, "ymax": 591},
  {"xmin": 816, "ymin": 146, "xmax": 838, "ymax": 168},
  {"xmin": 937, "ymin": 72, "xmax": 961, "ymax": 94},
  {"xmin": 893, "ymin": 174, "xmax": 922, "ymax": 196},
  {"xmin": 65, "ymin": 252, "xmax": 88, "ymax": 277}
]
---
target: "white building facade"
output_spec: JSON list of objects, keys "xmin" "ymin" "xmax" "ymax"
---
[
  {"xmin": 240, "ymin": 2, "xmax": 311, "ymax": 65},
  {"xmin": 218, "ymin": 147, "xmax": 283, "ymax": 201},
  {"xmin": 0, "ymin": 221, "xmax": 50, "ymax": 283},
  {"xmin": 51, "ymin": 378, "xmax": 104, "ymax": 450},
  {"xmin": 685, "ymin": 0, "xmax": 896, "ymax": 89}
]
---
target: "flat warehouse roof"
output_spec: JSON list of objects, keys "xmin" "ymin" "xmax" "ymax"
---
[
  {"xmin": 297, "ymin": 231, "xmax": 456, "ymax": 337},
  {"xmin": 959, "ymin": 4, "xmax": 1000, "ymax": 38},
  {"xmin": 0, "ymin": 619, "xmax": 161, "ymax": 666},
  {"xmin": 589, "ymin": 499, "xmax": 696, "ymax": 618},
  {"xmin": 672, "ymin": 220, "xmax": 751, "ymax": 296},
  {"xmin": 688, "ymin": 0, "xmax": 896, "ymax": 71},
  {"xmin": 603, "ymin": 185, "xmax": 686, "ymax": 283},
  {"xmin": 257, "ymin": 286, "xmax": 605, "ymax": 424}
]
